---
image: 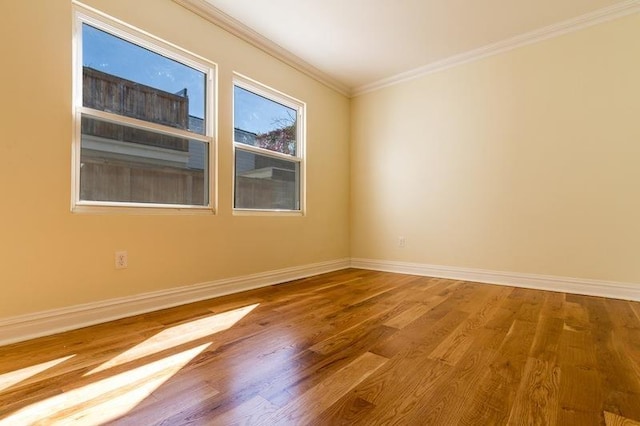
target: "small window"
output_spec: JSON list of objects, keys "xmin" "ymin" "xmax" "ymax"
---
[
  {"xmin": 233, "ymin": 77, "xmax": 305, "ymax": 212},
  {"xmin": 73, "ymin": 9, "xmax": 215, "ymax": 210}
]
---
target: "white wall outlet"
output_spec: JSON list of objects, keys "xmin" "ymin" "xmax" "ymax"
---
[
  {"xmin": 115, "ymin": 251, "xmax": 128, "ymax": 269},
  {"xmin": 398, "ymin": 236, "xmax": 406, "ymax": 248}
]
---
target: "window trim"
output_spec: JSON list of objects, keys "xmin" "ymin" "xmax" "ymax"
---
[
  {"xmin": 71, "ymin": 4, "xmax": 217, "ymax": 213},
  {"xmin": 232, "ymin": 73, "xmax": 306, "ymax": 215}
]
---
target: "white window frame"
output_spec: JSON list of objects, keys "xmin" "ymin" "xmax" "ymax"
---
[
  {"xmin": 233, "ymin": 74, "xmax": 306, "ymax": 215},
  {"xmin": 71, "ymin": 4, "xmax": 217, "ymax": 213}
]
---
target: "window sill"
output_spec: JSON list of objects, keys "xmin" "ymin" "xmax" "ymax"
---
[
  {"xmin": 233, "ymin": 209, "xmax": 304, "ymax": 217},
  {"xmin": 72, "ymin": 203, "xmax": 215, "ymax": 215}
]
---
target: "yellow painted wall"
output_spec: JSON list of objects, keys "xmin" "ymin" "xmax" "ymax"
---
[
  {"xmin": 351, "ymin": 14, "xmax": 640, "ymax": 283},
  {"xmin": 0, "ymin": 0, "xmax": 350, "ymax": 318},
  {"xmin": 2, "ymin": 1, "xmax": 638, "ymax": 321}
]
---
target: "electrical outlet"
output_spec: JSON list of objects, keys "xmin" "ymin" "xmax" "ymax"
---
[
  {"xmin": 398, "ymin": 236, "xmax": 406, "ymax": 248},
  {"xmin": 115, "ymin": 251, "xmax": 128, "ymax": 269}
]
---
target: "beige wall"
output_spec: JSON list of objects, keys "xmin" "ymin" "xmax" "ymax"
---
[
  {"xmin": 0, "ymin": 0, "xmax": 350, "ymax": 318},
  {"xmin": 351, "ymin": 14, "xmax": 640, "ymax": 283},
  {"xmin": 2, "ymin": 1, "xmax": 637, "ymax": 321}
]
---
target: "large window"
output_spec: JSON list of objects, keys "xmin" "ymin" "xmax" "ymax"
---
[
  {"xmin": 233, "ymin": 77, "xmax": 305, "ymax": 212},
  {"xmin": 73, "ymin": 8, "xmax": 215, "ymax": 210}
]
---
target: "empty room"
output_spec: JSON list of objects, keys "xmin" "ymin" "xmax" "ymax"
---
[{"xmin": 1, "ymin": 0, "xmax": 639, "ymax": 424}]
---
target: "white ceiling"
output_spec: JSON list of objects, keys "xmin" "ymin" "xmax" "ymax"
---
[{"xmin": 198, "ymin": 0, "xmax": 636, "ymax": 94}]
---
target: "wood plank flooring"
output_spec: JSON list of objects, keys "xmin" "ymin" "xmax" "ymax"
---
[{"xmin": 1, "ymin": 269, "xmax": 640, "ymax": 425}]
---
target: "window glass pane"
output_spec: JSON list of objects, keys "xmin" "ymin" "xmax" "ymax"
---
[
  {"xmin": 82, "ymin": 24, "xmax": 206, "ymax": 134},
  {"xmin": 234, "ymin": 86, "xmax": 297, "ymax": 156},
  {"xmin": 235, "ymin": 150, "xmax": 299, "ymax": 210},
  {"xmin": 80, "ymin": 116, "xmax": 208, "ymax": 205}
]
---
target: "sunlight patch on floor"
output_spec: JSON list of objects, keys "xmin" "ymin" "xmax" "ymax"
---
[
  {"xmin": 86, "ymin": 303, "xmax": 259, "ymax": 375},
  {"xmin": 0, "ymin": 355, "xmax": 75, "ymax": 392},
  {"xmin": 1, "ymin": 343, "xmax": 210, "ymax": 425}
]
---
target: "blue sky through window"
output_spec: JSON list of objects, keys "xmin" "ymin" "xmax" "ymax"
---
[
  {"xmin": 234, "ymin": 86, "xmax": 296, "ymax": 136},
  {"xmin": 83, "ymin": 23, "xmax": 298, "ymax": 136},
  {"xmin": 83, "ymin": 24, "xmax": 206, "ymax": 119}
]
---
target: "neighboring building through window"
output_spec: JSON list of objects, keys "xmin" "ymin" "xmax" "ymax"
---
[
  {"xmin": 233, "ymin": 77, "xmax": 304, "ymax": 212},
  {"xmin": 73, "ymin": 9, "xmax": 215, "ymax": 210}
]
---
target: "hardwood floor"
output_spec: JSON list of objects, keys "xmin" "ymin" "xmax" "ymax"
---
[{"xmin": 1, "ymin": 269, "xmax": 639, "ymax": 425}]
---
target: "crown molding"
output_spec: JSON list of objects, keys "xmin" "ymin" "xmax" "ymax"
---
[
  {"xmin": 353, "ymin": 0, "xmax": 640, "ymax": 96},
  {"xmin": 172, "ymin": 0, "xmax": 351, "ymax": 96},
  {"xmin": 173, "ymin": 0, "xmax": 639, "ymax": 98}
]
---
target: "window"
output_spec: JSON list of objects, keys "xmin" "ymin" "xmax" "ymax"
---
[
  {"xmin": 233, "ymin": 77, "xmax": 305, "ymax": 212},
  {"xmin": 73, "ymin": 8, "xmax": 215, "ymax": 210}
]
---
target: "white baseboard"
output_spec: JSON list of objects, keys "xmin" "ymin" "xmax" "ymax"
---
[
  {"xmin": 4, "ymin": 257, "xmax": 637, "ymax": 347},
  {"xmin": 351, "ymin": 258, "xmax": 640, "ymax": 302},
  {"xmin": 0, "ymin": 258, "xmax": 350, "ymax": 347}
]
